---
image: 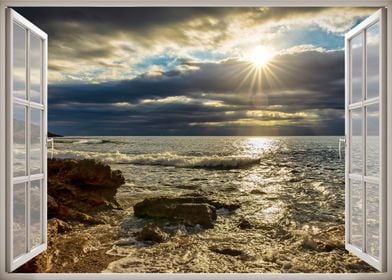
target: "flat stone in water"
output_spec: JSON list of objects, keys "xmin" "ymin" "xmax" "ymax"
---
[{"xmin": 209, "ymin": 246, "xmax": 244, "ymax": 256}]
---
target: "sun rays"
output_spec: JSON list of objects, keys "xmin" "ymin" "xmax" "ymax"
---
[
  {"xmin": 247, "ymin": 45, "xmax": 275, "ymax": 68},
  {"xmin": 230, "ymin": 45, "xmax": 285, "ymax": 105}
]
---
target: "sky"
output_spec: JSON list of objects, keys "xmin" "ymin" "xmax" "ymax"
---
[{"xmin": 16, "ymin": 7, "xmax": 377, "ymax": 136}]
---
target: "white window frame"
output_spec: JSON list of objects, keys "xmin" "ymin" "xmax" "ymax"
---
[
  {"xmin": 6, "ymin": 8, "xmax": 48, "ymax": 272},
  {"xmin": 0, "ymin": 0, "xmax": 391, "ymax": 279},
  {"xmin": 344, "ymin": 8, "xmax": 387, "ymax": 271}
]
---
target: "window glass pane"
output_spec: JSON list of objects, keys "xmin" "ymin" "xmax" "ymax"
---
[
  {"xmin": 31, "ymin": 180, "xmax": 42, "ymax": 248},
  {"xmin": 30, "ymin": 108, "xmax": 42, "ymax": 175},
  {"xmin": 30, "ymin": 34, "xmax": 42, "ymax": 104},
  {"xmin": 350, "ymin": 108, "xmax": 362, "ymax": 174},
  {"xmin": 351, "ymin": 33, "xmax": 363, "ymax": 104},
  {"xmin": 13, "ymin": 104, "xmax": 27, "ymax": 177},
  {"xmin": 13, "ymin": 182, "xmax": 26, "ymax": 259},
  {"xmin": 366, "ymin": 182, "xmax": 380, "ymax": 260},
  {"xmin": 351, "ymin": 180, "xmax": 363, "ymax": 249},
  {"xmin": 366, "ymin": 23, "xmax": 380, "ymax": 99},
  {"xmin": 366, "ymin": 103, "xmax": 379, "ymax": 177},
  {"xmin": 13, "ymin": 23, "xmax": 26, "ymax": 100}
]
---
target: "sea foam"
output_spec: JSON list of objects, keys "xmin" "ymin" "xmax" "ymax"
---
[{"xmin": 52, "ymin": 149, "xmax": 260, "ymax": 169}]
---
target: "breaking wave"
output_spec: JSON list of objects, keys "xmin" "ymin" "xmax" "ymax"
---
[
  {"xmin": 53, "ymin": 138, "xmax": 111, "ymax": 144},
  {"xmin": 74, "ymin": 139, "xmax": 107, "ymax": 144},
  {"xmin": 52, "ymin": 149, "xmax": 260, "ymax": 169}
]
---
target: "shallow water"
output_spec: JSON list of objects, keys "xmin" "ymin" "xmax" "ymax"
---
[{"xmin": 52, "ymin": 136, "xmax": 376, "ymax": 273}]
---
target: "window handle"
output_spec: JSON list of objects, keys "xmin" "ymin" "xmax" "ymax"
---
[
  {"xmin": 47, "ymin": 137, "xmax": 54, "ymax": 159},
  {"xmin": 339, "ymin": 137, "xmax": 346, "ymax": 160}
]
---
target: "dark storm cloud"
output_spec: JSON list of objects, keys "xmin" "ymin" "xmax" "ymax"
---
[
  {"xmin": 14, "ymin": 7, "xmax": 374, "ymax": 39},
  {"xmin": 49, "ymin": 50, "xmax": 344, "ymax": 109},
  {"xmin": 12, "ymin": 7, "xmax": 374, "ymax": 136},
  {"xmin": 47, "ymin": 49, "xmax": 345, "ymax": 135},
  {"xmin": 14, "ymin": 7, "xmax": 375, "ymax": 78}
]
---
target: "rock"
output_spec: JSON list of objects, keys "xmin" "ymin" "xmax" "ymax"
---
[
  {"xmin": 301, "ymin": 237, "xmax": 318, "ymax": 250},
  {"xmin": 238, "ymin": 218, "xmax": 252, "ymax": 229},
  {"xmin": 318, "ymin": 241, "xmax": 345, "ymax": 252},
  {"xmin": 174, "ymin": 203, "xmax": 217, "ymax": 228},
  {"xmin": 136, "ymin": 223, "xmax": 167, "ymax": 243},
  {"xmin": 47, "ymin": 158, "xmax": 124, "ymax": 223},
  {"xmin": 134, "ymin": 194, "xmax": 239, "ymax": 228},
  {"xmin": 282, "ymin": 261, "xmax": 292, "ymax": 270},
  {"xmin": 250, "ymin": 189, "xmax": 266, "ymax": 195},
  {"xmin": 47, "ymin": 195, "xmax": 58, "ymax": 215},
  {"xmin": 134, "ymin": 196, "xmax": 217, "ymax": 228},
  {"xmin": 209, "ymin": 246, "xmax": 244, "ymax": 256},
  {"xmin": 50, "ymin": 218, "xmax": 72, "ymax": 234},
  {"xmin": 56, "ymin": 205, "xmax": 104, "ymax": 225}
]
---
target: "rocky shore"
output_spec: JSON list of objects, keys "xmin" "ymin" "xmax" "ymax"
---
[
  {"xmin": 16, "ymin": 158, "xmax": 125, "ymax": 273},
  {"xmin": 16, "ymin": 158, "xmax": 241, "ymax": 273},
  {"xmin": 15, "ymin": 157, "xmax": 377, "ymax": 273}
]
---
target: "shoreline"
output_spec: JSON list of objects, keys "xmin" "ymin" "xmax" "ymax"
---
[{"xmin": 17, "ymin": 156, "xmax": 376, "ymax": 273}]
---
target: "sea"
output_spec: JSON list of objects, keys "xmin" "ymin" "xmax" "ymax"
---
[{"xmin": 50, "ymin": 136, "xmax": 375, "ymax": 273}]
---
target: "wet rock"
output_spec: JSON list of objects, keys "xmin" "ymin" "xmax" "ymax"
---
[
  {"xmin": 238, "ymin": 218, "xmax": 252, "ymax": 229},
  {"xmin": 209, "ymin": 246, "xmax": 244, "ymax": 256},
  {"xmin": 318, "ymin": 241, "xmax": 345, "ymax": 252},
  {"xmin": 301, "ymin": 237, "xmax": 318, "ymax": 250},
  {"xmin": 50, "ymin": 218, "xmax": 72, "ymax": 234},
  {"xmin": 282, "ymin": 261, "xmax": 292, "ymax": 270},
  {"xmin": 134, "ymin": 197, "xmax": 217, "ymax": 228},
  {"xmin": 56, "ymin": 204, "xmax": 104, "ymax": 225},
  {"xmin": 48, "ymin": 158, "xmax": 124, "ymax": 223},
  {"xmin": 133, "ymin": 194, "xmax": 239, "ymax": 228},
  {"xmin": 136, "ymin": 223, "xmax": 167, "ymax": 243},
  {"xmin": 250, "ymin": 189, "xmax": 266, "ymax": 195},
  {"xmin": 17, "ymin": 159, "xmax": 125, "ymax": 273}
]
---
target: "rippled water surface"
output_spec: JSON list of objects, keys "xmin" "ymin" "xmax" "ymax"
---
[{"xmin": 52, "ymin": 136, "xmax": 376, "ymax": 273}]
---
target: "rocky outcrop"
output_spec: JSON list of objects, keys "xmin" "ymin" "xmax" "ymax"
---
[
  {"xmin": 17, "ymin": 159, "xmax": 125, "ymax": 273},
  {"xmin": 48, "ymin": 158, "xmax": 125, "ymax": 223},
  {"xmin": 133, "ymin": 194, "xmax": 240, "ymax": 229}
]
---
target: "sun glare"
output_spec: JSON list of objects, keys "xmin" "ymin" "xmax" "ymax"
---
[{"xmin": 247, "ymin": 45, "xmax": 274, "ymax": 67}]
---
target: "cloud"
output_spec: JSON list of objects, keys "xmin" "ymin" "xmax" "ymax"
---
[
  {"xmin": 46, "ymin": 48, "xmax": 346, "ymax": 135},
  {"xmin": 15, "ymin": 7, "xmax": 376, "ymax": 84},
  {"xmin": 12, "ymin": 7, "xmax": 377, "ymax": 136}
]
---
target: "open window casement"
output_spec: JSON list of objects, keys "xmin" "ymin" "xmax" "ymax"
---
[
  {"xmin": 345, "ymin": 8, "xmax": 387, "ymax": 272},
  {"xmin": 6, "ymin": 8, "xmax": 48, "ymax": 272}
]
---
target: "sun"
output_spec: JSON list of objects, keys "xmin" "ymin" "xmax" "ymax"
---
[{"xmin": 247, "ymin": 45, "xmax": 275, "ymax": 68}]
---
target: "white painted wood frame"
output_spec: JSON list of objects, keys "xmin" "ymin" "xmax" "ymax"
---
[
  {"xmin": 5, "ymin": 8, "xmax": 48, "ymax": 272},
  {"xmin": 344, "ymin": 8, "xmax": 387, "ymax": 272}
]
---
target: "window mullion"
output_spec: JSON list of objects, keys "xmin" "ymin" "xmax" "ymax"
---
[
  {"xmin": 26, "ymin": 29, "xmax": 31, "ymax": 253},
  {"xmin": 361, "ymin": 29, "xmax": 367, "ymax": 253}
]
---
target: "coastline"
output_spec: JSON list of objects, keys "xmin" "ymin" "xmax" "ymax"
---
[
  {"xmin": 16, "ymin": 158, "xmax": 125, "ymax": 273},
  {"xmin": 16, "ymin": 149, "xmax": 377, "ymax": 273}
]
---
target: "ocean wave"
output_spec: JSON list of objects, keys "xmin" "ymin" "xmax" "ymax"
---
[
  {"xmin": 52, "ymin": 149, "xmax": 260, "ymax": 169},
  {"xmin": 75, "ymin": 139, "xmax": 107, "ymax": 144},
  {"xmin": 54, "ymin": 139, "xmax": 109, "ymax": 144}
]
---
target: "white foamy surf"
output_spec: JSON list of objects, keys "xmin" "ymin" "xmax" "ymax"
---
[{"xmin": 52, "ymin": 149, "xmax": 261, "ymax": 169}]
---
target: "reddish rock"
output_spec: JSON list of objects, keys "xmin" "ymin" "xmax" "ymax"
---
[{"xmin": 48, "ymin": 158, "xmax": 124, "ymax": 223}]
